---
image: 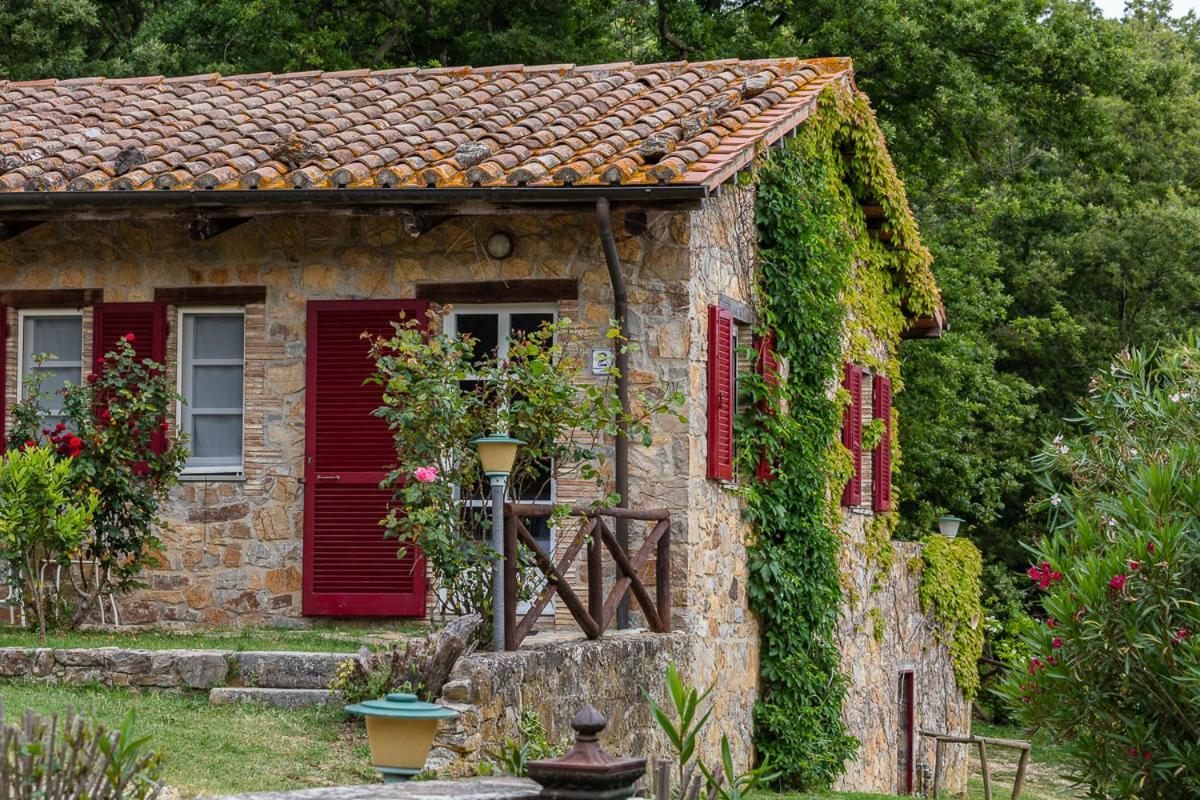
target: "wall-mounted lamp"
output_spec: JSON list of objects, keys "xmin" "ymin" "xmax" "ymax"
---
[{"xmin": 485, "ymin": 231, "xmax": 514, "ymax": 260}]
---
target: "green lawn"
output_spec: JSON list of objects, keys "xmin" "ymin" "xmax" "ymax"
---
[
  {"xmin": 0, "ymin": 624, "xmax": 423, "ymax": 653},
  {"xmin": 0, "ymin": 680, "xmax": 376, "ymax": 796}
]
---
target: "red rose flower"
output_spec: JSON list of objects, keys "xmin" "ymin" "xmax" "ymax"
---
[
  {"xmin": 86, "ymin": 373, "xmax": 98, "ymax": 382},
  {"xmin": 124, "ymin": 333, "xmax": 136, "ymax": 343},
  {"xmin": 159, "ymin": 421, "xmax": 169, "ymax": 431},
  {"xmin": 54, "ymin": 422, "xmax": 66, "ymax": 432}
]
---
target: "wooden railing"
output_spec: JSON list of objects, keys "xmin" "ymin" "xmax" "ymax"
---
[{"xmin": 502, "ymin": 503, "xmax": 672, "ymax": 650}]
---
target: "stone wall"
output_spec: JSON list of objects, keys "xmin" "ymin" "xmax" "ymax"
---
[{"xmin": 834, "ymin": 517, "xmax": 972, "ymax": 795}]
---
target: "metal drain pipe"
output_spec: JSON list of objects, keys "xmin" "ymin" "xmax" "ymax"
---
[{"xmin": 595, "ymin": 197, "xmax": 631, "ymax": 629}]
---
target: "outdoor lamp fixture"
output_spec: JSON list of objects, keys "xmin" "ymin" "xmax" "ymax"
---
[
  {"xmin": 344, "ymin": 692, "xmax": 458, "ymax": 782},
  {"xmin": 485, "ymin": 231, "xmax": 515, "ymax": 260},
  {"xmin": 937, "ymin": 515, "xmax": 964, "ymax": 539},
  {"xmin": 471, "ymin": 434, "xmax": 524, "ymax": 651}
]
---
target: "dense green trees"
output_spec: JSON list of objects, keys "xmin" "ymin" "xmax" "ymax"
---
[{"xmin": 4, "ymin": 0, "xmax": 1199, "ymax": 573}]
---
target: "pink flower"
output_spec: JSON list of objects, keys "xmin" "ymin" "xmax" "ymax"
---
[
  {"xmin": 413, "ymin": 466, "xmax": 439, "ymax": 483},
  {"xmin": 1028, "ymin": 561, "xmax": 1062, "ymax": 590},
  {"xmin": 124, "ymin": 332, "xmax": 136, "ymax": 343},
  {"xmin": 1109, "ymin": 574, "xmax": 1127, "ymax": 592},
  {"xmin": 1052, "ymin": 637, "xmax": 1062, "ymax": 649},
  {"xmin": 1147, "ymin": 541, "xmax": 1156, "ymax": 554},
  {"xmin": 1173, "ymin": 628, "xmax": 1190, "ymax": 643},
  {"xmin": 1129, "ymin": 560, "xmax": 1141, "ymax": 571},
  {"xmin": 1046, "ymin": 617, "xmax": 1057, "ymax": 629},
  {"xmin": 1028, "ymin": 657, "xmax": 1045, "ymax": 675}
]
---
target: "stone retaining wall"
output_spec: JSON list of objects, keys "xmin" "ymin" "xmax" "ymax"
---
[{"xmin": 0, "ymin": 646, "xmax": 350, "ymax": 689}]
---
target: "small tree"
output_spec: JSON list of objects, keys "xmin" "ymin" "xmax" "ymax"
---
[
  {"xmin": 1002, "ymin": 338, "xmax": 1200, "ymax": 798},
  {"xmin": 9, "ymin": 334, "xmax": 188, "ymax": 628},
  {"xmin": 0, "ymin": 446, "xmax": 97, "ymax": 639},
  {"xmin": 370, "ymin": 311, "xmax": 683, "ymax": 632}
]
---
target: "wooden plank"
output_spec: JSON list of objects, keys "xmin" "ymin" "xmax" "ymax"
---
[
  {"xmin": 155, "ymin": 285, "xmax": 267, "ymax": 306},
  {"xmin": 587, "ymin": 515, "xmax": 604, "ymax": 625},
  {"xmin": 417, "ymin": 279, "xmax": 578, "ymax": 304},
  {"xmin": 512, "ymin": 517, "xmax": 595, "ymax": 644},
  {"xmin": 655, "ymin": 519, "xmax": 671, "ymax": 631},
  {"xmin": 0, "ymin": 288, "xmax": 102, "ymax": 308}
]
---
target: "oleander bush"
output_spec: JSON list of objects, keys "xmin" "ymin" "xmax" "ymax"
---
[{"xmin": 1002, "ymin": 339, "xmax": 1200, "ymax": 798}]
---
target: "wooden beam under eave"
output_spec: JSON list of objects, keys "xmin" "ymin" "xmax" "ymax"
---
[
  {"xmin": 0, "ymin": 221, "xmax": 43, "ymax": 243},
  {"xmin": 902, "ymin": 307, "xmax": 947, "ymax": 340}
]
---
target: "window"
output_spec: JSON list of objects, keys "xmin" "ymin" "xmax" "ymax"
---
[
  {"xmin": 179, "ymin": 309, "xmax": 245, "ymax": 474},
  {"xmin": 19, "ymin": 310, "xmax": 84, "ymax": 429},
  {"xmin": 443, "ymin": 305, "xmax": 557, "ymax": 551}
]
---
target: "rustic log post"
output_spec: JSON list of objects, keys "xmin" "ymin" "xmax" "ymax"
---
[
  {"xmin": 978, "ymin": 740, "xmax": 992, "ymax": 800},
  {"xmin": 1011, "ymin": 747, "xmax": 1031, "ymax": 800},
  {"xmin": 656, "ymin": 519, "xmax": 671, "ymax": 630},
  {"xmin": 587, "ymin": 514, "xmax": 604, "ymax": 626},
  {"xmin": 932, "ymin": 739, "xmax": 944, "ymax": 798}
]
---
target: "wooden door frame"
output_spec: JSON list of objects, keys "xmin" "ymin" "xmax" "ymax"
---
[
  {"xmin": 898, "ymin": 668, "xmax": 916, "ymax": 795},
  {"xmin": 302, "ymin": 299, "xmax": 428, "ymax": 616}
]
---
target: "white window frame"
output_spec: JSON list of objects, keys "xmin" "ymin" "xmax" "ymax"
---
[
  {"xmin": 16, "ymin": 308, "xmax": 84, "ymax": 421},
  {"xmin": 176, "ymin": 306, "xmax": 246, "ymax": 477},
  {"xmin": 443, "ymin": 303, "xmax": 559, "ymax": 615}
]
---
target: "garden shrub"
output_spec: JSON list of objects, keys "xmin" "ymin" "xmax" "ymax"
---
[
  {"xmin": 370, "ymin": 312, "xmax": 682, "ymax": 633},
  {"xmin": 8, "ymin": 334, "xmax": 187, "ymax": 629},
  {"xmin": 0, "ymin": 446, "xmax": 97, "ymax": 639},
  {"xmin": 1002, "ymin": 339, "xmax": 1200, "ymax": 798},
  {"xmin": 0, "ymin": 706, "xmax": 162, "ymax": 799}
]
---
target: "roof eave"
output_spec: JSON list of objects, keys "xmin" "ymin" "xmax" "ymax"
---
[{"xmin": 0, "ymin": 185, "xmax": 712, "ymax": 217}]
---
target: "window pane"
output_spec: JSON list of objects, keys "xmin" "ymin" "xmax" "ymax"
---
[
  {"xmin": 24, "ymin": 316, "xmax": 82, "ymax": 363},
  {"xmin": 31, "ymin": 366, "xmax": 79, "ymax": 411},
  {"xmin": 510, "ymin": 313, "xmax": 554, "ymax": 340},
  {"xmin": 192, "ymin": 365, "xmax": 243, "ymax": 409},
  {"xmin": 192, "ymin": 315, "xmax": 244, "ymax": 360},
  {"xmin": 191, "ymin": 415, "xmax": 242, "ymax": 459},
  {"xmin": 455, "ymin": 314, "xmax": 498, "ymax": 363}
]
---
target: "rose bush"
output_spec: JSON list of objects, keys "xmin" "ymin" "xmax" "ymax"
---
[
  {"xmin": 8, "ymin": 334, "xmax": 187, "ymax": 628},
  {"xmin": 1002, "ymin": 338, "xmax": 1200, "ymax": 798},
  {"xmin": 370, "ymin": 310, "xmax": 684, "ymax": 636}
]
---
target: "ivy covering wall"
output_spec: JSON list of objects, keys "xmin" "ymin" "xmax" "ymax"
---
[{"xmin": 740, "ymin": 80, "xmax": 948, "ymax": 788}]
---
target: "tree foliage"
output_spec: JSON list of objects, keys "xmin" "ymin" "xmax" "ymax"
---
[{"xmin": 1002, "ymin": 339, "xmax": 1200, "ymax": 798}]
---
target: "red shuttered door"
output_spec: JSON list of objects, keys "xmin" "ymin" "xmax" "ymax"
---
[
  {"xmin": 872, "ymin": 374, "xmax": 893, "ymax": 513},
  {"xmin": 303, "ymin": 300, "xmax": 428, "ymax": 617}
]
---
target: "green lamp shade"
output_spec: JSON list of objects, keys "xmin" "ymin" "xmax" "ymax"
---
[
  {"xmin": 345, "ymin": 693, "xmax": 459, "ymax": 781},
  {"xmin": 471, "ymin": 434, "xmax": 524, "ymax": 477},
  {"xmin": 937, "ymin": 515, "xmax": 964, "ymax": 538}
]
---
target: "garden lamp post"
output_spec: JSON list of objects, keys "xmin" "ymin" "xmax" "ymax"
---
[
  {"xmin": 937, "ymin": 515, "xmax": 964, "ymax": 539},
  {"xmin": 472, "ymin": 434, "xmax": 523, "ymax": 651}
]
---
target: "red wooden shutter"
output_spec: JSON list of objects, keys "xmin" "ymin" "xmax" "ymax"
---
[
  {"xmin": 841, "ymin": 363, "xmax": 863, "ymax": 506},
  {"xmin": 754, "ymin": 329, "xmax": 779, "ymax": 482},
  {"xmin": 707, "ymin": 305, "xmax": 736, "ymax": 481},
  {"xmin": 873, "ymin": 373, "xmax": 893, "ymax": 512},
  {"xmin": 93, "ymin": 302, "xmax": 168, "ymax": 453}
]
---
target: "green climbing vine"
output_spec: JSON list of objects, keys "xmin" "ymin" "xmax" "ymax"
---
[
  {"xmin": 739, "ymin": 81, "xmax": 942, "ymax": 788},
  {"xmin": 917, "ymin": 535, "xmax": 984, "ymax": 700}
]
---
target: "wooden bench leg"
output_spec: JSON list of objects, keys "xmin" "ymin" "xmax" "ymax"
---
[
  {"xmin": 978, "ymin": 741, "xmax": 991, "ymax": 800},
  {"xmin": 1011, "ymin": 747, "xmax": 1031, "ymax": 800}
]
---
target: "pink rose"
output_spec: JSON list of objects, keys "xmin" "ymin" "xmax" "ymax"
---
[{"xmin": 413, "ymin": 466, "xmax": 439, "ymax": 483}]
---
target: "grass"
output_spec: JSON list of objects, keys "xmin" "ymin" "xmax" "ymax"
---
[
  {"xmin": 0, "ymin": 680, "xmax": 376, "ymax": 796},
  {"xmin": 0, "ymin": 623, "xmax": 425, "ymax": 653}
]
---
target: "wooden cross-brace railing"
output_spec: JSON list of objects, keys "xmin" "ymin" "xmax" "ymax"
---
[
  {"xmin": 920, "ymin": 730, "xmax": 1031, "ymax": 800},
  {"xmin": 502, "ymin": 503, "xmax": 672, "ymax": 650}
]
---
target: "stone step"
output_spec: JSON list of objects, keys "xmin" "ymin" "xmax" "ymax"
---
[
  {"xmin": 209, "ymin": 687, "xmax": 343, "ymax": 710},
  {"xmin": 231, "ymin": 651, "xmax": 357, "ymax": 690}
]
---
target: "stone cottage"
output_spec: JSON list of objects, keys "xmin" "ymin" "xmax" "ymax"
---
[{"xmin": 0, "ymin": 58, "xmax": 967, "ymax": 794}]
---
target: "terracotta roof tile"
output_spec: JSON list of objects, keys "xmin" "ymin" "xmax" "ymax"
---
[{"xmin": 0, "ymin": 58, "xmax": 852, "ymax": 193}]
